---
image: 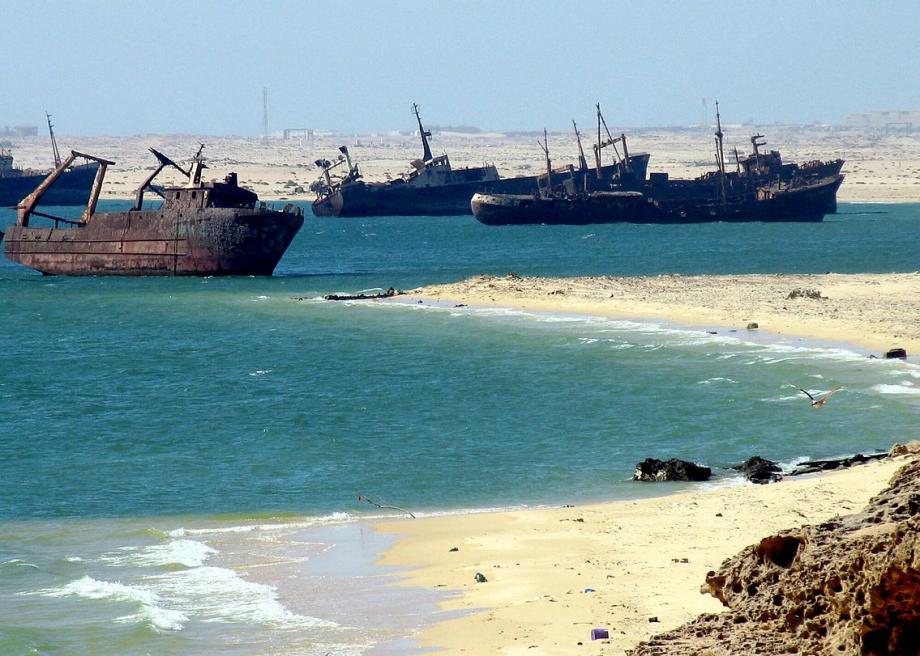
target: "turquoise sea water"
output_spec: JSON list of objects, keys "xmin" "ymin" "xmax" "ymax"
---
[{"xmin": 2, "ymin": 202, "xmax": 919, "ymax": 654}]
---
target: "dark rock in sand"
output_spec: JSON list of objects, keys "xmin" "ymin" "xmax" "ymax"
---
[
  {"xmin": 885, "ymin": 347, "xmax": 907, "ymax": 360},
  {"xmin": 789, "ymin": 452, "xmax": 889, "ymax": 476},
  {"xmin": 633, "ymin": 458, "xmax": 711, "ymax": 482},
  {"xmin": 628, "ymin": 458, "xmax": 920, "ymax": 656},
  {"xmin": 474, "ymin": 572, "xmax": 488, "ymax": 583},
  {"xmin": 733, "ymin": 456, "xmax": 783, "ymax": 484}
]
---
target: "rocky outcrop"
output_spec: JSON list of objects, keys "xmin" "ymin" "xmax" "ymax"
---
[
  {"xmin": 630, "ymin": 458, "xmax": 920, "ymax": 655},
  {"xmin": 789, "ymin": 452, "xmax": 889, "ymax": 476},
  {"xmin": 733, "ymin": 456, "xmax": 783, "ymax": 484},
  {"xmin": 633, "ymin": 458, "xmax": 712, "ymax": 482}
]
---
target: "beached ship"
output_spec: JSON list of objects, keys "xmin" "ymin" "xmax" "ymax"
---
[
  {"xmin": 0, "ymin": 115, "xmax": 99, "ymax": 207},
  {"xmin": 3, "ymin": 147, "xmax": 304, "ymax": 275},
  {"xmin": 311, "ymin": 104, "xmax": 649, "ymax": 217},
  {"xmin": 472, "ymin": 175, "xmax": 843, "ymax": 225},
  {"xmin": 471, "ymin": 105, "xmax": 845, "ymax": 226}
]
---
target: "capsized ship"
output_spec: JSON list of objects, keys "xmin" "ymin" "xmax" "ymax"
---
[
  {"xmin": 471, "ymin": 105, "xmax": 844, "ymax": 226},
  {"xmin": 3, "ymin": 147, "xmax": 304, "ymax": 276},
  {"xmin": 311, "ymin": 103, "xmax": 649, "ymax": 217},
  {"xmin": 0, "ymin": 114, "xmax": 99, "ymax": 207}
]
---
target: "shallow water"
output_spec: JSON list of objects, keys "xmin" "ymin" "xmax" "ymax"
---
[{"xmin": 1, "ymin": 202, "xmax": 919, "ymax": 654}]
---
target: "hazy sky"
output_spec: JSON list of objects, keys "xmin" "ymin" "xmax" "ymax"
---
[{"xmin": 3, "ymin": 0, "xmax": 919, "ymax": 136}]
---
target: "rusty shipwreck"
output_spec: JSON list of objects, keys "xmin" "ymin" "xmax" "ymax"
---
[
  {"xmin": 3, "ymin": 147, "xmax": 304, "ymax": 276},
  {"xmin": 471, "ymin": 104, "xmax": 845, "ymax": 226},
  {"xmin": 311, "ymin": 103, "xmax": 649, "ymax": 217}
]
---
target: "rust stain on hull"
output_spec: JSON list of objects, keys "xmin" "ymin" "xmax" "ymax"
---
[
  {"xmin": 4, "ymin": 147, "xmax": 304, "ymax": 276},
  {"xmin": 4, "ymin": 209, "xmax": 302, "ymax": 276}
]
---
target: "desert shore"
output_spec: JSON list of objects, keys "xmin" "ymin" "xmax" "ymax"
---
[
  {"xmin": 408, "ymin": 272, "xmax": 920, "ymax": 355},
  {"xmin": 374, "ymin": 272, "xmax": 918, "ymax": 654}
]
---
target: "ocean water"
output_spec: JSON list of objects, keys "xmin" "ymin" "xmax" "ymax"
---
[{"xmin": 1, "ymin": 201, "xmax": 919, "ymax": 654}]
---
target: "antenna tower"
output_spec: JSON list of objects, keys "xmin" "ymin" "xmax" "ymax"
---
[{"xmin": 262, "ymin": 87, "xmax": 269, "ymax": 144}]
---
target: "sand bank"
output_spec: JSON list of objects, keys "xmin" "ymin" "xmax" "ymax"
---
[
  {"xmin": 409, "ymin": 272, "xmax": 920, "ymax": 355},
  {"xmin": 376, "ymin": 457, "xmax": 909, "ymax": 655}
]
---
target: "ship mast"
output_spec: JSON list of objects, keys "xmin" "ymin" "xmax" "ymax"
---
[
  {"xmin": 714, "ymin": 101, "xmax": 726, "ymax": 203},
  {"xmin": 596, "ymin": 104, "xmax": 603, "ymax": 173},
  {"xmin": 412, "ymin": 102, "xmax": 433, "ymax": 162},
  {"xmin": 46, "ymin": 112, "xmax": 62, "ymax": 169},
  {"xmin": 538, "ymin": 128, "xmax": 552, "ymax": 197},
  {"xmin": 593, "ymin": 104, "xmax": 628, "ymax": 178},
  {"xmin": 573, "ymin": 120, "xmax": 588, "ymax": 171}
]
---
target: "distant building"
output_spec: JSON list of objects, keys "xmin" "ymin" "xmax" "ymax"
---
[
  {"xmin": 845, "ymin": 111, "xmax": 920, "ymax": 134},
  {"xmin": 1, "ymin": 125, "xmax": 39, "ymax": 137},
  {"xmin": 282, "ymin": 128, "xmax": 314, "ymax": 142}
]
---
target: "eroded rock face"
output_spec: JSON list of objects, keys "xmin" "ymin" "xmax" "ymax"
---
[
  {"xmin": 629, "ymin": 459, "xmax": 920, "ymax": 656},
  {"xmin": 633, "ymin": 458, "xmax": 712, "ymax": 482}
]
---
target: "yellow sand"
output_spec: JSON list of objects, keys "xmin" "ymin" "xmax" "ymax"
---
[{"xmin": 376, "ymin": 458, "xmax": 909, "ymax": 655}]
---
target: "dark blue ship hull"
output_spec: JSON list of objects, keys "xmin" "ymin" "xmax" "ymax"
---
[
  {"xmin": 0, "ymin": 163, "xmax": 98, "ymax": 207},
  {"xmin": 312, "ymin": 155, "xmax": 651, "ymax": 217}
]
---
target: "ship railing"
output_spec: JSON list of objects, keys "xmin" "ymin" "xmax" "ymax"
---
[{"xmin": 28, "ymin": 209, "xmax": 86, "ymax": 228}]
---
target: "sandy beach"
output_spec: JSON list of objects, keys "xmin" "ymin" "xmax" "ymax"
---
[
  {"xmin": 376, "ymin": 458, "xmax": 909, "ymax": 655},
  {"xmin": 372, "ymin": 272, "xmax": 919, "ymax": 654}
]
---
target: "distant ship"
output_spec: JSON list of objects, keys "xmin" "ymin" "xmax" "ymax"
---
[
  {"xmin": 472, "ymin": 176, "xmax": 844, "ymax": 225},
  {"xmin": 311, "ymin": 104, "xmax": 649, "ymax": 217},
  {"xmin": 0, "ymin": 114, "xmax": 99, "ymax": 207},
  {"xmin": 4, "ymin": 147, "xmax": 304, "ymax": 276},
  {"xmin": 471, "ymin": 104, "xmax": 845, "ymax": 226}
]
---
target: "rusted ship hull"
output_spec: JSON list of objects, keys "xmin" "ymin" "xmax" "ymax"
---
[
  {"xmin": 312, "ymin": 155, "xmax": 650, "ymax": 217},
  {"xmin": 472, "ymin": 175, "xmax": 844, "ymax": 226},
  {"xmin": 4, "ymin": 208, "xmax": 303, "ymax": 276}
]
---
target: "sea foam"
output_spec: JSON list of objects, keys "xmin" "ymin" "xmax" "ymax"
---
[
  {"xmin": 148, "ymin": 565, "xmax": 336, "ymax": 628},
  {"xmin": 101, "ymin": 539, "xmax": 217, "ymax": 568},
  {"xmin": 872, "ymin": 383, "xmax": 920, "ymax": 395},
  {"xmin": 35, "ymin": 576, "xmax": 188, "ymax": 632},
  {"xmin": 167, "ymin": 512, "xmax": 352, "ymax": 538}
]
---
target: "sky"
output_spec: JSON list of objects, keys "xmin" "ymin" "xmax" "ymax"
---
[{"xmin": 3, "ymin": 0, "xmax": 919, "ymax": 136}]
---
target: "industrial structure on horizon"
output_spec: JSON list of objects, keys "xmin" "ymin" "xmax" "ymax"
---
[
  {"xmin": 1, "ymin": 125, "xmax": 39, "ymax": 137},
  {"xmin": 846, "ymin": 111, "xmax": 920, "ymax": 134}
]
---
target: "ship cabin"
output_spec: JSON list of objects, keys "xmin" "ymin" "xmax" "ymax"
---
[
  {"xmin": 161, "ymin": 173, "xmax": 258, "ymax": 210},
  {"xmin": 0, "ymin": 147, "xmax": 18, "ymax": 178},
  {"xmin": 403, "ymin": 153, "xmax": 499, "ymax": 187}
]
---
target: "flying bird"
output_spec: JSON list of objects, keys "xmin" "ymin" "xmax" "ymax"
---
[{"xmin": 794, "ymin": 386, "xmax": 845, "ymax": 408}]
